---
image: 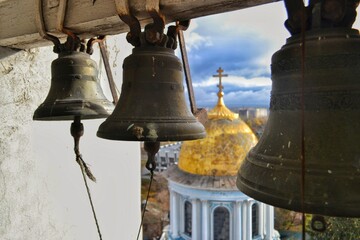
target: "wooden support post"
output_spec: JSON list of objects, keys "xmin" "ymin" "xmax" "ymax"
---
[{"xmin": 0, "ymin": 0, "xmax": 276, "ymax": 49}]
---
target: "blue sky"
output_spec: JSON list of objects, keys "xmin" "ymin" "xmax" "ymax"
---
[{"xmin": 176, "ymin": 1, "xmax": 290, "ymax": 108}]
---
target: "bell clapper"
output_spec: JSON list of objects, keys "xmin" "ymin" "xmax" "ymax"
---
[
  {"xmin": 144, "ymin": 141, "xmax": 161, "ymax": 173},
  {"xmin": 70, "ymin": 116, "xmax": 97, "ymax": 182}
]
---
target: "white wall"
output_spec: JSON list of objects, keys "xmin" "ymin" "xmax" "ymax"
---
[{"xmin": 0, "ymin": 34, "xmax": 141, "ymax": 240}]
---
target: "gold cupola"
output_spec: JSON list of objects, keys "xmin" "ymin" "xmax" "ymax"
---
[{"xmin": 178, "ymin": 67, "xmax": 258, "ymax": 176}]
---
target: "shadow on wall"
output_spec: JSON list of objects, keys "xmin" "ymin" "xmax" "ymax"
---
[{"xmin": 0, "ymin": 46, "xmax": 21, "ymax": 59}]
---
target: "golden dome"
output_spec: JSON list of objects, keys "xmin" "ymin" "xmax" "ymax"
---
[{"xmin": 178, "ymin": 68, "xmax": 258, "ymax": 176}]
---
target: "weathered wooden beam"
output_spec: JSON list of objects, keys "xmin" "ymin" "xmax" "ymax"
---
[{"xmin": 0, "ymin": 0, "xmax": 278, "ymax": 49}]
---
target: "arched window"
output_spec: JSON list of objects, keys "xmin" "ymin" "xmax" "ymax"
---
[
  {"xmin": 252, "ymin": 203, "xmax": 259, "ymax": 238},
  {"xmin": 213, "ymin": 206, "xmax": 230, "ymax": 240},
  {"xmin": 184, "ymin": 201, "xmax": 192, "ymax": 237}
]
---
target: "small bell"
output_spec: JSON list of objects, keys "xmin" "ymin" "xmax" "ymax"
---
[
  {"xmin": 97, "ymin": 46, "xmax": 206, "ymax": 142},
  {"xmin": 33, "ymin": 51, "xmax": 114, "ymax": 120}
]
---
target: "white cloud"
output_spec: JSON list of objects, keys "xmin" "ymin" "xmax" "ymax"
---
[
  {"xmin": 194, "ymin": 85, "xmax": 271, "ymax": 108},
  {"xmin": 183, "ymin": 21, "xmax": 213, "ymax": 51},
  {"xmin": 193, "ymin": 2, "xmax": 289, "ymax": 52},
  {"xmin": 193, "ymin": 75, "xmax": 271, "ymax": 88}
]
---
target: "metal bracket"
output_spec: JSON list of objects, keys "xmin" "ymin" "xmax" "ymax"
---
[
  {"xmin": 86, "ymin": 35, "xmax": 105, "ymax": 55},
  {"xmin": 35, "ymin": 0, "xmax": 84, "ymax": 53},
  {"xmin": 115, "ymin": 0, "xmax": 167, "ymax": 47},
  {"xmin": 145, "ymin": 0, "xmax": 165, "ymax": 45},
  {"xmin": 56, "ymin": 0, "xmax": 84, "ymax": 52},
  {"xmin": 35, "ymin": 0, "xmax": 61, "ymax": 52},
  {"xmin": 115, "ymin": 0, "xmax": 141, "ymax": 47}
]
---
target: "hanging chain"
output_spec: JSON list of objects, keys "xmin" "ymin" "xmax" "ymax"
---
[{"xmin": 71, "ymin": 116, "xmax": 103, "ymax": 240}]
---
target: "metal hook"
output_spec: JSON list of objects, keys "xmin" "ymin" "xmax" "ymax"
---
[
  {"xmin": 165, "ymin": 20, "xmax": 191, "ymax": 49},
  {"xmin": 86, "ymin": 35, "xmax": 106, "ymax": 55}
]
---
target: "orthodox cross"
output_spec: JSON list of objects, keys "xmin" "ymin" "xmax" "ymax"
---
[{"xmin": 213, "ymin": 67, "xmax": 228, "ymax": 91}]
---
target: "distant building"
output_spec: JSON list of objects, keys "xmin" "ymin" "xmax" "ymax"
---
[
  {"xmin": 238, "ymin": 108, "xmax": 269, "ymax": 120},
  {"xmin": 155, "ymin": 142, "xmax": 181, "ymax": 172},
  {"xmin": 162, "ymin": 71, "xmax": 279, "ymax": 240}
]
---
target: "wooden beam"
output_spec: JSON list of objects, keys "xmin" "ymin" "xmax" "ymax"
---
[{"xmin": 0, "ymin": 0, "xmax": 278, "ymax": 49}]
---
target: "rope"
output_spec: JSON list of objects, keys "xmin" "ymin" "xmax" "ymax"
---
[
  {"xmin": 77, "ymin": 154, "xmax": 103, "ymax": 240},
  {"xmin": 71, "ymin": 117, "xmax": 103, "ymax": 240},
  {"xmin": 136, "ymin": 170, "xmax": 154, "ymax": 240},
  {"xmin": 136, "ymin": 141, "xmax": 160, "ymax": 240},
  {"xmin": 300, "ymin": 4, "xmax": 307, "ymax": 240}
]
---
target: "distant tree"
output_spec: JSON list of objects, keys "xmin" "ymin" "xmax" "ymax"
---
[
  {"xmin": 274, "ymin": 208, "xmax": 302, "ymax": 231},
  {"xmin": 306, "ymin": 215, "xmax": 360, "ymax": 240},
  {"xmin": 141, "ymin": 174, "xmax": 170, "ymax": 239}
]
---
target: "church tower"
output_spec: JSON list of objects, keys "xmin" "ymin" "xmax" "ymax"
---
[{"xmin": 164, "ymin": 68, "xmax": 279, "ymax": 240}]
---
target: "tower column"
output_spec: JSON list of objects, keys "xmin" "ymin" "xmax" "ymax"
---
[
  {"xmin": 246, "ymin": 200, "xmax": 255, "ymax": 240},
  {"xmin": 170, "ymin": 190, "xmax": 180, "ymax": 238},
  {"xmin": 201, "ymin": 200, "xmax": 210, "ymax": 240},
  {"xmin": 241, "ymin": 200, "xmax": 247, "ymax": 240},
  {"xmin": 235, "ymin": 201, "xmax": 243, "ymax": 240},
  {"xmin": 265, "ymin": 205, "xmax": 275, "ymax": 240},
  {"xmin": 259, "ymin": 203, "xmax": 264, "ymax": 239},
  {"xmin": 191, "ymin": 198, "xmax": 201, "ymax": 240}
]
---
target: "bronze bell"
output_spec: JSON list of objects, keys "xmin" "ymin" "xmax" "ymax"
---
[
  {"xmin": 33, "ymin": 51, "xmax": 114, "ymax": 120},
  {"xmin": 237, "ymin": 28, "xmax": 360, "ymax": 217},
  {"xmin": 97, "ymin": 46, "xmax": 206, "ymax": 141}
]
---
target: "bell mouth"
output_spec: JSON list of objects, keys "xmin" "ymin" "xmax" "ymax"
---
[
  {"xmin": 237, "ymin": 149, "xmax": 360, "ymax": 217},
  {"xmin": 33, "ymin": 99, "xmax": 114, "ymax": 121},
  {"xmin": 97, "ymin": 118, "xmax": 206, "ymax": 142}
]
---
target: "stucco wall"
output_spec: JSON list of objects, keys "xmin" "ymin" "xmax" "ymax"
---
[{"xmin": 0, "ymin": 36, "xmax": 141, "ymax": 240}]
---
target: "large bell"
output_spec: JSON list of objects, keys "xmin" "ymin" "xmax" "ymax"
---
[
  {"xmin": 97, "ymin": 46, "xmax": 206, "ymax": 141},
  {"xmin": 33, "ymin": 51, "xmax": 114, "ymax": 120},
  {"xmin": 237, "ymin": 28, "xmax": 360, "ymax": 217}
]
